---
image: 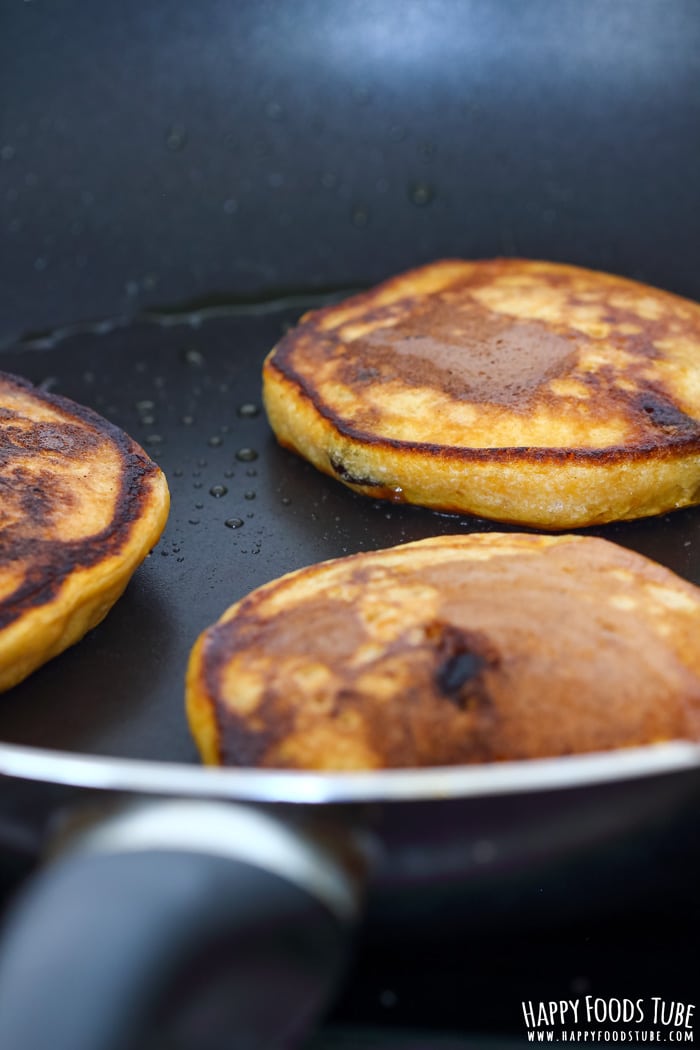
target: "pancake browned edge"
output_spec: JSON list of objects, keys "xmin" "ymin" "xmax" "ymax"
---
[
  {"xmin": 262, "ymin": 258, "xmax": 700, "ymax": 529},
  {"xmin": 0, "ymin": 372, "xmax": 170, "ymax": 692},
  {"xmin": 186, "ymin": 533, "xmax": 700, "ymax": 770}
]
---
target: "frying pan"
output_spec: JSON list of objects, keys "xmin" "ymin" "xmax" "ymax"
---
[{"xmin": 1, "ymin": 2, "xmax": 700, "ymax": 1048}]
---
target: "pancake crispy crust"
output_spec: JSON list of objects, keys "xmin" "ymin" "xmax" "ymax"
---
[
  {"xmin": 262, "ymin": 259, "xmax": 700, "ymax": 528},
  {"xmin": 0, "ymin": 372, "xmax": 170, "ymax": 691},
  {"xmin": 186, "ymin": 534, "xmax": 700, "ymax": 770}
]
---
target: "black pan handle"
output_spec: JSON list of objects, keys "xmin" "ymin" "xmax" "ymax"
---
[{"xmin": 0, "ymin": 800, "xmax": 363, "ymax": 1050}]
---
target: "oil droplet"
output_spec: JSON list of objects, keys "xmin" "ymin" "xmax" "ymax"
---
[
  {"xmin": 408, "ymin": 181, "xmax": 435, "ymax": 206},
  {"xmin": 183, "ymin": 347, "xmax": 204, "ymax": 367},
  {"xmin": 244, "ymin": 490, "xmax": 256, "ymax": 500},
  {"xmin": 146, "ymin": 434, "xmax": 163, "ymax": 445},
  {"xmin": 224, "ymin": 469, "xmax": 235, "ymax": 479},
  {"xmin": 265, "ymin": 100, "xmax": 284, "ymax": 121},
  {"xmin": 351, "ymin": 205, "xmax": 369, "ymax": 228},
  {"xmin": 195, "ymin": 502, "xmax": 204, "ymax": 510},
  {"xmin": 166, "ymin": 125, "xmax": 187, "ymax": 151},
  {"xmin": 197, "ymin": 459, "xmax": 208, "ymax": 467},
  {"xmin": 237, "ymin": 403, "xmax": 260, "ymax": 418},
  {"xmin": 136, "ymin": 399, "xmax": 155, "ymax": 413},
  {"xmin": 281, "ymin": 496, "xmax": 291, "ymax": 505},
  {"xmin": 181, "ymin": 415, "xmax": 195, "ymax": 425},
  {"xmin": 236, "ymin": 447, "xmax": 258, "ymax": 462},
  {"xmin": 208, "ymin": 435, "xmax": 223, "ymax": 447},
  {"xmin": 173, "ymin": 468, "xmax": 183, "ymax": 477},
  {"xmin": 141, "ymin": 415, "xmax": 155, "ymax": 426},
  {"xmin": 225, "ymin": 517, "xmax": 244, "ymax": 529},
  {"xmin": 188, "ymin": 517, "xmax": 200, "ymax": 525},
  {"xmin": 193, "ymin": 481, "xmax": 203, "ymax": 489},
  {"xmin": 245, "ymin": 468, "xmax": 257, "ymax": 477},
  {"xmin": 210, "ymin": 485, "xmax": 228, "ymax": 498}
]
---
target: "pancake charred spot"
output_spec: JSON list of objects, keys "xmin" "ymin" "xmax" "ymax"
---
[
  {"xmin": 216, "ymin": 686, "xmax": 296, "ymax": 768},
  {"xmin": 200, "ymin": 585, "xmax": 346, "ymax": 767},
  {"xmin": 352, "ymin": 366, "xmax": 381, "ymax": 383},
  {"xmin": 636, "ymin": 393, "xmax": 700, "ymax": 436},
  {"xmin": 10, "ymin": 421, "xmax": 102, "ymax": 457},
  {"xmin": 0, "ymin": 372, "xmax": 167, "ymax": 631},
  {"xmin": 0, "ymin": 459, "xmax": 78, "ymax": 542},
  {"xmin": 16, "ymin": 467, "xmax": 77, "ymax": 523}
]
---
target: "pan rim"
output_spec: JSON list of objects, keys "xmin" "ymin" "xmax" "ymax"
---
[{"xmin": 0, "ymin": 740, "xmax": 698, "ymax": 803}]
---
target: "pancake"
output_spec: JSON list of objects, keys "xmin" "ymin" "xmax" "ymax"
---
[
  {"xmin": 262, "ymin": 258, "xmax": 700, "ymax": 529},
  {"xmin": 186, "ymin": 533, "xmax": 700, "ymax": 770},
  {"xmin": 0, "ymin": 371, "xmax": 170, "ymax": 692}
]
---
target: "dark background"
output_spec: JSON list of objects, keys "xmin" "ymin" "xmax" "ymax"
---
[
  {"xmin": 1, "ymin": 1, "xmax": 699, "ymax": 1045},
  {"xmin": 2, "ymin": 0, "xmax": 700, "ymax": 345}
]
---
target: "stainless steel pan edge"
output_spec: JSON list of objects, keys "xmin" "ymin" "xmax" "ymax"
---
[{"xmin": 1, "ymin": 738, "xmax": 699, "ymax": 803}]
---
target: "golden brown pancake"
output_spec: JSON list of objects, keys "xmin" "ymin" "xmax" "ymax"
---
[
  {"xmin": 186, "ymin": 533, "xmax": 700, "ymax": 770},
  {"xmin": 262, "ymin": 258, "xmax": 700, "ymax": 529},
  {"xmin": 0, "ymin": 372, "xmax": 170, "ymax": 692}
]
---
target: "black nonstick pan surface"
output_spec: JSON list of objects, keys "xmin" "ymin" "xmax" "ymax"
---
[{"xmin": 1, "ymin": 304, "xmax": 699, "ymax": 760}]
